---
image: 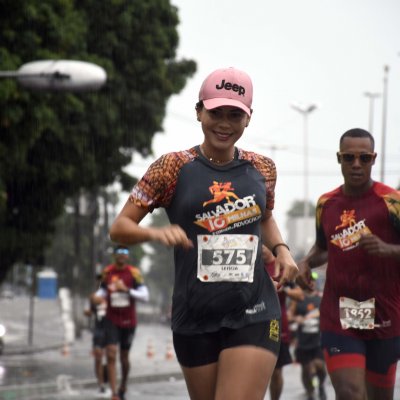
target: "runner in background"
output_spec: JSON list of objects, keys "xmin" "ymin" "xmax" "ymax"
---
[
  {"xmin": 293, "ymin": 271, "xmax": 327, "ymax": 400},
  {"xmin": 263, "ymin": 245, "xmax": 304, "ymax": 400},
  {"xmin": 93, "ymin": 245, "xmax": 149, "ymax": 400},
  {"xmin": 84, "ymin": 273, "xmax": 108, "ymax": 396},
  {"xmin": 297, "ymin": 128, "xmax": 400, "ymax": 400}
]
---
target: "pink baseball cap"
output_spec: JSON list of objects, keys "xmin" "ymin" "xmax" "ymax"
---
[{"xmin": 198, "ymin": 67, "xmax": 253, "ymax": 116}]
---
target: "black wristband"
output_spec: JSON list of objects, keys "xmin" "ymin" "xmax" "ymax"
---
[{"xmin": 272, "ymin": 243, "xmax": 290, "ymax": 257}]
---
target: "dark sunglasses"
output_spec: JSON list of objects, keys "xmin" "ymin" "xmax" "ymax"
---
[{"xmin": 337, "ymin": 152, "xmax": 376, "ymax": 164}]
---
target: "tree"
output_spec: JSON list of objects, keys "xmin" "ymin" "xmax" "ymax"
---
[{"xmin": 0, "ymin": 0, "xmax": 196, "ymax": 282}]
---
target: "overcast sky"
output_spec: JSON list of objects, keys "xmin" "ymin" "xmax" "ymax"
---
[{"xmin": 125, "ymin": 0, "xmax": 400, "ymax": 240}]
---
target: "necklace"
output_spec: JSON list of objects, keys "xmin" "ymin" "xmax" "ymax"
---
[{"xmin": 200, "ymin": 145, "xmax": 235, "ymax": 165}]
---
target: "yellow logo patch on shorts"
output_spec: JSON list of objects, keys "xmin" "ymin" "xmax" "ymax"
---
[{"xmin": 269, "ymin": 319, "xmax": 280, "ymax": 342}]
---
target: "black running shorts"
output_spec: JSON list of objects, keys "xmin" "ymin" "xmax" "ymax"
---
[{"xmin": 173, "ymin": 320, "xmax": 281, "ymax": 367}]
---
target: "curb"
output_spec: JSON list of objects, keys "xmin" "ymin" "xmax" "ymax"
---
[
  {"xmin": 2, "ymin": 343, "xmax": 64, "ymax": 356},
  {"xmin": 0, "ymin": 370, "xmax": 184, "ymax": 399}
]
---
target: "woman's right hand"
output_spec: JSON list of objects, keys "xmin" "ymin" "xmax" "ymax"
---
[
  {"xmin": 296, "ymin": 259, "xmax": 312, "ymax": 290},
  {"xmin": 148, "ymin": 224, "xmax": 193, "ymax": 249},
  {"xmin": 296, "ymin": 244, "xmax": 327, "ymax": 290}
]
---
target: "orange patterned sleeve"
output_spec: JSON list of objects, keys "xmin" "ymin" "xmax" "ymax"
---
[
  {"xmin": 383, "ymin": 191, "xmax": 400, "ymax": 234},
  {"xmin": 373, "ymin": 183, "xmax": 400, "ymax": 234},
  {"xmin": 130, "ymin": 266, "xmax": 145, "ymax": 285},
  {"xmin": 238, "ymin": 149, "xmax": 277, "ymax": 210},
  {"xmin": 129, "ymin": 148, "xmax": 197, "ymax": 212},
  {"xmin": 315, "ymin": 190, "xmax": 337, "ymax": 249}
]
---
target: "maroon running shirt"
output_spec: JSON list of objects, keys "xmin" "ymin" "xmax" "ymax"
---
[
  {"xmin": 316, "ymin": 182, "xmax": 400, "ymax": 339},
  {"xmin": 102, "ymin": 264, "xmax": 145, "ymax": 328}
]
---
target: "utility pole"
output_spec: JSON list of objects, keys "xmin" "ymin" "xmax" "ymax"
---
[
  {"xmin": 290, "ymin": 103, "xmax": 318, "ymax": 220},
  {"xmin": 380, "ymin": 65, "xmax": 389, "ymax": 182},
  {"xmin": 363, "ymin": 92, "xmax": 380, "ymax": 133}
]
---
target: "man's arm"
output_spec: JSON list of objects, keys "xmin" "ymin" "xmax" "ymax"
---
[
  {"xmin": 91, "ymin": 288, "xmax": 107, "ymax": 304},
  {"xmin": 114, "ymin": 279, "xmax": 150, "ymax": 302},
  {"xmin": 284, "ymin": 285, "xmax": 305, "ymax": 302},
  {"xmin": 129, "ymin": 285, "xmax": 149, "ymax": 302}
]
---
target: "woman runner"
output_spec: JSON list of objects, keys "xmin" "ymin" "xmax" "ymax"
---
[{"xmin": 110, "ymin": 67, "xmax": 298, "ymax": 400}]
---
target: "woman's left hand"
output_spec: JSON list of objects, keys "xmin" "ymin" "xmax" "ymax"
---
[{"xmin": 275, "ymin": 252, "xmax": 299, "ymax": 289}]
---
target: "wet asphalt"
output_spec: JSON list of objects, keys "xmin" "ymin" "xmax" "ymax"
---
[{"xmin": 1, "ymin": 296, "xmax": 400, "ymax": 399}]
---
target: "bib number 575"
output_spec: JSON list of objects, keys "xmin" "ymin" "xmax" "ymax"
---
[{"xmin": 212, "ymin": 249, "xmax": 246, "ymax": 265}]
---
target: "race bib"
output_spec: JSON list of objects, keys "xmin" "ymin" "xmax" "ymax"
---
[
  {"xmin": 197, "ymin": 234, "xmax": 258, "ymax": 282},
  {"xmin": 96, "ymin": 302, "xmax": 107, "ymax": 320},
  {"xmin": 339, "ymin": 296, "xmax": 375, "ymax": 330},
  {"xmin": 302, "ymin": 317, "xmax": 319, "ymax": 334},
  {"xmin": 110, "ymin": 292, "xmax": 130, "ymax": 308}
]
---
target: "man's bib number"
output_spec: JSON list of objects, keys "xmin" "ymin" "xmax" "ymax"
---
[
  {"xmin": 339, "ymin": 296, "xmax": 375, "ymax": 330},
  {"xmin": 197, "ymin": 234, "xmax": 258, "ymax": 282},
  {"xmin": 110, "ymin": 292, "xmax": 130, "ymax": 308}
]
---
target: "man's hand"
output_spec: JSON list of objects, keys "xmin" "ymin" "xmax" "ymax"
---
[
  {"xmin": 115, "ymin": 279, "xmax": 129, "ymax": 292},
  {"xmin": 359, "ymin": 234, "xmax": 392, "ymax": 257}
]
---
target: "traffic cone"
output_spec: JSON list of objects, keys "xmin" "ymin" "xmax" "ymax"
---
[
  {"xmin": 146, "ymin": 339, "xmax": 155, "ymax": 359},
  {"xmin": 165, "ymin": 340, "xmax": 174, "ymax": 360}
]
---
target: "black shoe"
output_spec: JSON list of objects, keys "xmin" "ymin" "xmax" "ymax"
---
[
  {"xmin": 319, "ymin": 385, "xmax": 327, "ymax": 400},
  {"xmin": 306, "ymin": 392, "xmax": 316, "ymax": 400},
  {"xmin": 118, "ymin": 388, "xmax": 126, "ymax": 400}
]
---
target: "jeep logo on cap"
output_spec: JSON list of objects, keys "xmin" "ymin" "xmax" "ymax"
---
[{"xmin": 215, "ymin": 79, "xmax": 245, "ymax": 96}]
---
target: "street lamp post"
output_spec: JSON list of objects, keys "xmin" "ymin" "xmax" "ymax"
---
[
  {"xmin": 380, "ymin": 65, "xmax": 389, "ymax": 183},
  {"xmin": 0, "ymin": 60, "xmax": 107, "ymax": 91},
  {"xmin": 363, "ymin": 92, "xmax": 381, "ymax": 134},
  {"xmin": 0, "ymin": 59, "xmax": 106, "ymax": 346},
  {"xmin": 291, "ymin": 103, "xmax": 318, "ymax": 220}
]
